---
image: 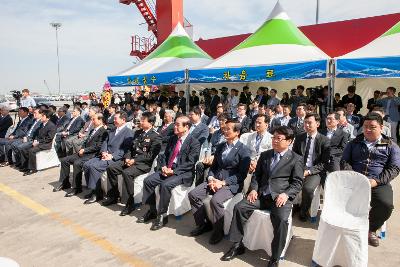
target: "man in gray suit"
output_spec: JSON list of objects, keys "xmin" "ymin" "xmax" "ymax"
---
[
  {"xmin": 189, "ymin": 119, "xmax": 251, "ymax": 245},
  {"xmin": 82, "ymin": 111, "xmax": 134, "ymax": 204},
  {"xmin": 221, "ymin": 126, "xmax": 303, "ymax": 267},
  {"xmin": 188, "ymin": 106, "xmax": 209, "ymax": 145},
  {"xmin": 377, "ymin": 86, "xmax": 400, "ymax": 143}
]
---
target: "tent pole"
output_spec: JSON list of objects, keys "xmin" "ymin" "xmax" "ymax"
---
[
  {"xmin": 185, "ymin": 69, "xmax": 190, "ymax": 114},
  {"xmin": 328, "ymin": 59, "xmax": 335, "ymax": 112}
]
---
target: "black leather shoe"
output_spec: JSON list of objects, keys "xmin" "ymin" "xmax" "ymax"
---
[
  {"xmin": 137, "ymin": 210, "xmax": 157, "ymax": 223},
  {"xmin": 150, "ymin": 214, "xmax": 168, "ymax": 231},
  {"xmin": 120, "ymin": 203, "xmax": 135, "ymax": 216},
  {"xmin": 189, "ymin": 223, "xmax": 213, "ymax": 237},
  {"xmin": 267, "ymin": 259, "xmax": 279, "ymax": 267},
  {"xmin": 53, "ymin": 183, "xmax": 70, "ymax": 192},
  {"xmin": 23, "ymin": 170, "xmax": 37, "ymax": 176},
  {"xmin": 209, "ymin": 229, "xmax": 224, "ymax": 245},
  {"xmin": 368, "ymin": 231, "xmax": 380, "ymax": 247},
  {"xmin": 65, "ymin": 188, "xmax": 82, "ymax": 197},
  {"xmin": 221, "ymin": 242, "xmax": 245, "ymax": 261},
  {"xmin": 84, "ymin": 195, "xmax": 98, "ymax": 204},
  {"xmin": 101, "ymin": 197, "xmax": 118, "ymax": 206},
  {"xmin": 84, "ymin": 191, "xmax": 94, "ymax": 199}
]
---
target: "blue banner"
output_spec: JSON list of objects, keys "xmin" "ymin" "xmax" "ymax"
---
[
  {"xmin": 336, "ymin": 56, "xmax": 400, "ymax": 78},
  {"xmin": 188, "ymin": 60, "xmax": 328, "ymax": 83},
  {"xmin": 107, "ymin": 70, "xmax": 185, "ymax": 87}
]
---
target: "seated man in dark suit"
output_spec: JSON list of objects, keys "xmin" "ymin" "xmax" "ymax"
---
[
  {"xmin": 221, "ymin": 126, "xmax": 303, "ymax": 267},
  {"xmin": 287, "ymin": 103, "xmax": 307, "ymax": 138},
  {"xmin": 138, "ymin": 116, "xmax": 201, "ymax": 230},
  {"xmin": 82, "ymin": 111, "xmax": 134, "ymax": 204},
  {"xmin": 188, "ymin": 106, "xmax": 209, "ymax": 145},
  {"xmin": 188, "ymin": 119, "xmax": 251, "ymax": 245},
  {"xmin": 0, "ymin": 106, "xmax": 13, "ymax": 138},
  {"xmin": 53, "ymin": 113, "xmax": 108, "ymax": 196},
  {"xmin": 103, "ymin": 112, "xmax": 162, "ymax": 215},
  {"xmin": 6, "ymin": 108, "xmax": 42, "ymax": 168},
  {"xmin": 0, "ymin": 107, "xmax": 32, "ymax": 165},
  {"xmin": 55, "ymin": 107, "xmax": 70, "ymax": 132},
  {"xmin": 236, "ymin": 103, "xmax": 251, "ymax": 134},
  {"xmin": 292, "ymin": 113, "xmax": 330, "ymax": 222},
  {"xmin": 20, "ymin": 110, "xmax": 57, "ymax": 175},
  {"xmin": 157, "ymin": 109, "xmax": 175, "ymax": 152},
  {"xmin": 58, "ymin": 107, "xmax": 85, "ymax": 157},
  {"xmin": 320, "ymin": 111, "xmax": 350, "ymax": 172}
]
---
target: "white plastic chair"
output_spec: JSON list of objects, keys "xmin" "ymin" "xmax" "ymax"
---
[
  {"xmin": 242, "ymin": 209, "xmax": 293, "ymax": 259},
  {"xmin": 292, "ymin": 184, "xmax": 323, "ymax": 223},
  {"xmin": 36, "ymin": 135, "xmax": 60, "ymax": 170},
  {"xmin": 155, "ymin": 182, "xmax": 195, "ymax": 216},
  {"xmin": 312, "ymin": 171, "xmax": 371, "ymax": 267}
]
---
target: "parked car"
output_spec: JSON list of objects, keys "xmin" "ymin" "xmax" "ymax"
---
[
  {"xmin": 33, "ymin": 97, "xmax": 52, "ymax": 107},
  {"xmin": 0, "ymin": 98, "xmax": 18, "ymax": 111}
]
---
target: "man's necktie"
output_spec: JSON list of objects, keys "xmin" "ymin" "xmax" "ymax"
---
[
  {"xmin": 269, "ymin": 152, "xmax": 281, "ymax": 174},
  {"xmin": 167, "ymin": 138, "xmax": 182, "ymax": 168},
  {"xmin": 255, "ymin": 134, "xmax": 262, "ymax": 153},
  {"xmin": 304, "ymin": 136, "xmax": 312, "ymax": 164}
]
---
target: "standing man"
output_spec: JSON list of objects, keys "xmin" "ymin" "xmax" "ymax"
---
[
  {"xmin": 341, "ymin": 113, "xmax": 400, "ymax": 247},
  {"xmin": 320, "ymin": 112, "xmax": 350, "ymax": 172},
  {"xmin": 138, "ymin": 116, "xmax": 200, "ymax": 230},
  {"xmin": 103, "ymin": 112, "xmax": 162, "ymax": 216},
  {"xmin": 367, "ymin": 90, "xmax": 381, "ymax": 112},
  {"xmin": 178, "ymin": 91, "xmax": 187, "ymax": 115},
  {"xmin": 227, "ymin": 89, "xmax": 239, "ymax": 118},
  {"xmin": 20, "ymin": 110, "xmax": 56, "ymax": 175},
  {"xmin": 267, "ymin": 89, "xmax": 280, "ymax": 108},
  {"xmin": 292, "ymin": 113, "xmax": 330, "ymax": 221},
  {"xmin": 82, "ymin": 111, "xmax": 134, "ymax": 204},
  {"xmin": 377, "ymin": 87, "xmax": 400, "ymax": 143},
  {"xmin": 341, "ymin": 85, "xmax": 363, "ymax": 114},
  {"xmin": 239, "ymin": 86, "xmax": 253, "ymax": 108},
  {"xmin": 54, "ymin": 113, "xmax": 108, "ymax": 195},
  {"xmin": 221, "ymin": 126, "xmax": 303, "ymax": 267},
  {"xmin": 189, "ymin": 91, "xmax": 200, "ymax": 108},
  {"xmin": 209, "ymin": 89, "xmax": 221, "ymax": 117},
  {"xmin": 20, "ymin": 88, "xmax": 36, "ymax": 108},
  {"xmin": 188, "ymin": 119, "xmax": 251, "ymax": 245}
]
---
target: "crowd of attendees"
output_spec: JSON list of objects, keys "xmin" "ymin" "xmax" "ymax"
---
[{"xmin": 0, "ymin": 84, "xmax": 399, "ymax": 267}]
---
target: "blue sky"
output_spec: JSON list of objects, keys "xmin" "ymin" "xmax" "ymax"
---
[{"xmin": 0, "ymin": 0, "xmax": 399, "ymax": 94}]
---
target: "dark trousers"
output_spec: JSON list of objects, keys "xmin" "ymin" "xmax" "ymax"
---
[
  {"xmin": 12, "ymin": 140, "xmax": 33, "ymax": 167},
  {"xmin": 229, "ymin": 195, "xmax": 292, "ymax": 260},
  {"xmin": 106, "ymin": 161, "xmax": 147, "ymax": 204},
  {"xmin": 189, "ymin": 182, "xmax": 234, "ymax": 228},
  {"xmin": 370, "ymin": 184, "xmax": 394, "ymax": 232},
  {"xmin": 24, "ymin": 146, "xmax": 48, "ymax": 170},
  {"xmin": 142, "ymin": 171, "xmax": 184, "ymax": 215},
  {"xmin": 300, "ymin": 174, "xmax": 321, "ymax": 214},
  {"xmin": 194, "ymin": 162, "xmax": 210, "ymax": 186},
  {"xmin": 59, "ymin": 153, "xmax": 93, "ymax": 189}
]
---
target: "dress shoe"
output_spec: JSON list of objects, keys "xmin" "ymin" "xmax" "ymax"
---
[
  {"xmin": 120, "ymin": 203, "xmax": 135, "ymax": 216},
  {"xmin": 267, "ymin": 259, "xmax": 279, "ymax": 267},
  {"xmin": 53, "ymin": 183, "xmax": 70, "ymax": 192},
  {"xmin": 101, "ymin": 197, "xmax": 118, "ymax": 206},
  {"xmin": 368, "ymin": 231, "xmax": 380, "ymax": 247},
  {"xmin": 189, "ymin": 222, "xmax": 213, "ymax": 237},
  {"xmin": 221, "ymin": 242, "xmax": 245, "ymax": 261},
  {"xmin": 209, "ymin": 229, "xmax": 224, "ymax": 245},
  {"xmin": 299, "ymin": 211, "xmax": 308, "ymax": 222},
  {"xmin": 65, "ymin": 188, "xmax": 82, "ymax": 197},
  {"xmin": 84, "ymin": 195, "xmax": 99, "ymax": 204},
  {"xmin": 137, "ymin": 210, "xmax": 157, "ymax": 223},
  {"xmin": 84, "ymin": 191, "xmax": 94, "ymax": 199},
  {"xmin": 150, "ymin": 214, "xmax": 168, "ymax": 231},
  {"xmin": 23, "ymin": 170, "xmax": 37, "ymax": 176}
]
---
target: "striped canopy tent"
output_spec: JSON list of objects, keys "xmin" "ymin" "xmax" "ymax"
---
[
  {"xmin": 108, "ymin": 23, "xmax": 212, "ymax": 87},
  {"xmin": 336, "ymin": 21, "xmax": 400, "ymax": 78},
  {"xmin": 189, "ymin": 2, "xmax": 330, "ymax": 84}
]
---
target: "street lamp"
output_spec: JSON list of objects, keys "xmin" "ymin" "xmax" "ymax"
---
[
  {"xmin": 50, "ymin": 22, "xmax": 62, "ymax": 95},
  {"xmin": 316, "ymin": 0, "xmax": 320, "ymax": 24}
]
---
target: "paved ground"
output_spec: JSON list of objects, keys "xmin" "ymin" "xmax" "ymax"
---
[{"xmin": 0, "ymin": 166, "xmax": 398, "ymax": 267}]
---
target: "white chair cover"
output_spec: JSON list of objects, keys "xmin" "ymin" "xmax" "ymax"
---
[
  {"xmin": 203, "ymin": 193, "xmax": 244, "ymax": 235},
  {"xmin": 36, "ymin": 136, "xmax": 60, "ymax": 170},
  {"xmin": 292, "ymin": 184, "xmax": 323, "ymax": 221},
  {"xmin": 155, "ymin": 183, "xmax": 194, "ymax": 216},
  {"xmin": 0, "ymin": 257, "xmax": 20, "ymax": 267},
  {"xmin": 243, "ymin": 209, "xmax": 293, "ymax": 258},
  {"xmin": 312, "ymin": 171, "xmax": 371, "ymax": 267}
]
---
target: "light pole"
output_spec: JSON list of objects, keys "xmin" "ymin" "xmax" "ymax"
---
[
  {"xmin": 50, "ymin": 22, "xmax": 62, "ymax": 95},
  {"xmin": 316, "ymin": 0, "xmax": 320, "ymax": 24}
]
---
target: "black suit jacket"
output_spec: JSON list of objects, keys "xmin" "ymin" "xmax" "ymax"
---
[
  {"xmin": 210, "ymin": 95, "xmax": 221, "ymax": 115},
  {"xmin": 82, "ymin": 126, "xmax": 108, "ymax": 156},
  {"xmin": 319, "ymin": 128, "xmax": 350, "ymax": 172},
  {"xmin": 56, "ymin": 115, "xmax": 70, "ymax": 132},
  {"xmin": 250, "ymin": 149, "xmax": 303, "ymax": 200},
  {"xmin": 12, "ymin": 117, "xmax": 33, "ymax": 138},
  {"xmin": 208, "ymin": 141, "xmax": 251, "ymax": 194},
  {"xmin": 288, "ymin": 117, "xmax": 306, "ymax": 137},
  {"xmin": 0, "ymin": 114, "xmax": 13, "ymax": 138},
  {"xmin": 37, "ymin": 121, "xmax": 57, "ymax": 150},
  {"xmin": 292, "ymin": 132, "xmax": 330, "ymax": 176},
  {"xmin": 65, "ymin": 116, "xmax": 85, "ymax": 136},
  {"xmin": 189, "ymin": 95, "xmax": 200, "ymax": 107},
  {"xmin": 124, "ymin": 128, "xmax": 162, "ymax": 171},
  {"xmin": 27, "ymin": 119, "xmax": 42, "ymax": 139},
  {"xmin": 157, "ymin": 123, "xmax": 175, "ymax": 149},
  {"xmin": 178, "ymin": 97, "xmax": 187, "ymax": 114},
  {"xmin": 240, "ymin": 115, "xmax": 252, "ymax": 134},
  {"xmin": 158, "ymin": 134, "xmax": 201, "ymax": 185}
]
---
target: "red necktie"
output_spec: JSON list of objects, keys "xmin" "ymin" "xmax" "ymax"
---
[{"xmin": 167, "ymin": 138, "xmax": 182, "ymax": 168}]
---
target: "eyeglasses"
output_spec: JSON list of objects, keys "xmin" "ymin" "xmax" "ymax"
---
[
  {"xmin": 217, "ymin": 105, "xmax": 223, "ymax": 108},
  {"xmin": 271, "ymin": 136, "xmax": 287, "ymax": 142}
]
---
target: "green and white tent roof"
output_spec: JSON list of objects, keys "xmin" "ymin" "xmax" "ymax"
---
[
  {"xmin": 115, "ymin": 23, "xmax": 212, "ymax": 76},
  {"xmin": 202, "ymin": 2, "xmax": 329, "ymax": 69},
  {"xmin": 336, "ymin": 21, "xmax": 400, "ymax": 78}
]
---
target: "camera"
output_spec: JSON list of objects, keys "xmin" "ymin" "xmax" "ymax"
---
[{"xmin": 10, "ymin": 90, "xmax": 22, "ymax": 101}]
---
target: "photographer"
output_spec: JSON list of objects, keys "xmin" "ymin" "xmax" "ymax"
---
[{"xmin": 20, "ymin": 89, "xmax": 36, "ymax": 108}]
